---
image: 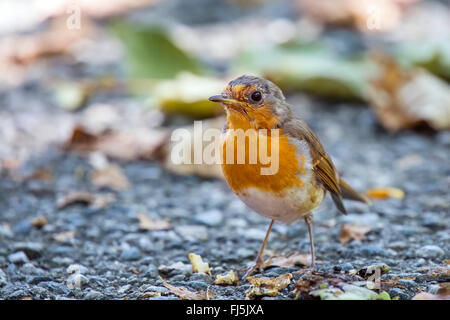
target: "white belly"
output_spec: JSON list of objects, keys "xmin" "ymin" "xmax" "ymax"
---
[{"xmin": 237, "ymin": 184, "xmax": 325, "ymax": 224}]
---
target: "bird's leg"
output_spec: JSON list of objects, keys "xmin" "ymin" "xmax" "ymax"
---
[
  {"xmin": 304, "ymin": 214, "xmax": 315, "ymax": 269},
  {"xmin": 242, "ymin": 219, "xmax": 274, "ymax": 279}
]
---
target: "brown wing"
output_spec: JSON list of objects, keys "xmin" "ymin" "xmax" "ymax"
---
[{"xmin": 283, "ymin": 118, "xmax": 347, "ymax": 214}]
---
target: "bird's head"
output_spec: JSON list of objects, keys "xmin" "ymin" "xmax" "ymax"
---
[{"xmin": 209, "ymin": 75, "xmax": 292, "ymax": 130}]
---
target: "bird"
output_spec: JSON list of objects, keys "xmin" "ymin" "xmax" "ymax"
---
[{"xmin": 209, "ymin": 75, "xmax": 370, "ymax": 277}]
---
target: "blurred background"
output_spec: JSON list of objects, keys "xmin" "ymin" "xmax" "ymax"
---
[{"xmin": 0, "ymin": 0, "xmax": 448, "ymax": 300}]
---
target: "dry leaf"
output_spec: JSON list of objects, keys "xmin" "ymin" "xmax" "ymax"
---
[
  {"xmin": 137, "ymin": 213, "xmax": 171, "ymax": 231},
  {"xmin": 160, "ymin": 277, "xmax": 215, "ymax": 300},
  {"xmin": 339, "ymin": 224, "xmax": 371, "ymax": 244},
  {"xmin": 266, "ymin": 253, "xmax": 313, "ymax": 268},
  {"xmin": 164, "ymin": 116, "xmax": 224, "ymax": 179},
  {"xmin": 295, "ymin": 0, "xmax": 415, "ymax": 32},
  {"xmin": 367, "ymin": 54, "xmax": 450, "ymax": 131},
  {"xmin": 91, "ymin": 164, "xmax": 130, "ymax": 191},
  {"xmin": 57, "ymin": 191, "xmax": 116, "ymax": 209},
  {"xmin": 54, "ymin": 231, "xmax": 75, "ymax": 243},
  {"xmin": 188, "ymin": 253, "xmax": 211, "ymax": 276},
  {"xmin": 366, "ymin": 187, "xmax": 405, "ymax": 200},
  {"xmin": 65, "ymin": 125, "xmax": 168, "ymax": 162},
  {"xmin": 30, "ymin": 216, "xmax": 48, "ymax": 228},
  {"xmin": 28, "ymin": 169, "xmax": 53, "ymax": 182},
  {"xmin": 138, "ymin": 292, "xmax": 161, "ymax": 299},
  {"xmin": 213, "ymin": 270, "xmax": 239, "ymax": 286},
  {"xmin": 245, "ymin": 273, "xmax": 293, "ymax": 298},
  {"xmin": 413, "ymin": 283, "xmax": 450, "ymax": 300}
]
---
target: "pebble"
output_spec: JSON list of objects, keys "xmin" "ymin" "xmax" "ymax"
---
[
  {"xmin": 13, "ymin": 242, "xmax": 44, "ymax": 259},
  {"xmin": 357, "ymin": 245, "xmax": 388, "ymax": 257},
  {"xmin": 388, "ymin": 288, "xmax": 410, "ymax": 300},
  {"xmin": 0, "ymin": 269, "xmax": 7, "ymax": 287},
  {"xmin": 66, "ymin": 273, "xmax": 89, "ymax": 289},
  {"xmin": 8, "ymin": 251, "xmax": 29, "ymax": 264},
  {"xmin": 85, "ymin": 290, "xmax": 102, "ymax": 300},
  {"xmin": 120, "ymin": 247, "xmax": 141, "ymax": 261},
  {"xmin": 67, "ymin": 264, "xmax": 89, "ymax": 274},
  {"xmin": 194, "ymin": 210, "xmax": 223, "ymax": 227},
  {"xmin": 415, "ymin": 245, "xmax": 445, "ymax": 259},
  {"xmin": 175, "ymin": 225, "xmax": 208, "ymax": 241},
  {"xmin": 341, "ymin": 263, "xmax": 354, "ymax": 272},
  {"xmin": 11, "ymin": 220, "xmax": 32, "ymax": 235},
  {"xmin": 244, "ymin": 228, "xmax": 267, "ymax": 241}
]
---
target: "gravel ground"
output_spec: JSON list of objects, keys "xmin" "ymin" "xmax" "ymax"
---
[
  {"xmin": 0, "ymin": 91, "xmax": 449, "ymax": 299},
  {"xmin": 0, "ymin": 0, "xmax": 449, "ymax": 301}
]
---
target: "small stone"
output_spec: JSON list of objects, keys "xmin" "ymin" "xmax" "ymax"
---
[
  {"xmin": 244, "ymin": 228, "xmax": 267, "ymax": 241},
  {"xmin": 67, "ymin": 264, "xmax": 89, "ymax": 274},
  {"xmin": 8, "ymin": 251, "xmax": 29, "ymax": 264},
  {"xmin": 415, "ymin": 245, "xmax": 445, "ymax": 259},
  {"xmin": 27, "ymin": 276, "xmax": 53, "ymax": 285},
  {"xmin": 11, "ymin": 220, "xmax": 32, "ymax": 235},
  {"xmin": 13, "ymin": 242, "xmax": 44, "ymax": 259},
  {"xmin": 397, "ymin": 279, "xmax": 418, "ymax": 291},
  {"xmin": 357, "ymin": 245, "xmax": 387, "ymax": 257},
  {"xmin": 120, "ymin": 247, "xmax": 141, "ymax": 261},
  {"xmin": 66, "ymin": 273, "xmax": 89, "ymax": 289},
  {"xmin": 175, "ymin": 225, "xmax": 208, "ymax": 241},
  {"xmin": 194, "ymin": 210, "xmax": 223, "ymax": 227},
  {"xmin": 388, "ymin": 288, "xmax": 409, "ymax": 300},
  {"xmin": 0, "ymin": 269, "xmax": 7, "ymax": 287},
  {"xmin": 341, "ymin": 263, "xmax": 354, "ymax": 272},
  {"xmin": 85, "ymin": 290, "xmax": 102, "ymax": 300}
]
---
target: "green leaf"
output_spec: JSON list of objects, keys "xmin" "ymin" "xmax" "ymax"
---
[
  {"xmin": 233, "ymin": 44, "xmax": 375, "ymax": 101},
  {"xmin": 110, "ymin": 22, "xmax": 203, "ymax": 79}
]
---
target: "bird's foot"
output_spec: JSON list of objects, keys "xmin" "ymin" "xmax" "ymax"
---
[{"xmin": 238, "ymin": 256, "xmax": 265, "ymax": 280}]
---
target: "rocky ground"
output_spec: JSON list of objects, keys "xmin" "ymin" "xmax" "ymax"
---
[
  {"xmin": 0, "ymin": 0, "xmax": 449, "ymax": 301},
  {"xmin": 0, "ymin": 89, "xmax": 449, "ymax": 299}
]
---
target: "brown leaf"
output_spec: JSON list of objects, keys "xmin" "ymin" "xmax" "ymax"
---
[
  {"xmin": 366, "ymin": 187, "xmax": 405, "ymax": 200},
  {"xmin": 339, "ymin": 224, "xmax": 371, "ymax": 244},
  {"xmin": 137, "ymin": 213, "xmax": 171, "ymax": 231},
  {"xmin": 367, "ymin": 54, "xmax": 450, "ymax": 131},
  {"xmin": 412, "ymin": 283, "xmax": 450, "ymax": 300},
  {"xmin": 28, "ymin": 169, "xmax": 53, "ymax": 182},
  {"xmin": 30, "ymin": 216, "xmax": 48, "ymax": 228},
  {"xmin": 188, "ymin": 253, "xmax": 211, "ymax": 276},
  {"xmin": 57, "ymin": 191, "xmax": 116, "ymax": 209},
  {"xmin": 164, "ymin": 116, "xmax": 224, "ymax": 179},
  {"xmin": 160, "ymin": 277, "xmax": 215, "ymax": 300},
  {"xmin": 213, "ymin": 271, "xmax": 239, "ymax": 286},
  {"xmin": 91, "ymin": 164, "xmax": 130, "ymax": 191},
  {"xmin": 265, "ymin": 253, "xmax": 313, "ymax": 268},
  {"xmin": 245, "ymin": 273, "xmax": 293, "ymax": 298}
]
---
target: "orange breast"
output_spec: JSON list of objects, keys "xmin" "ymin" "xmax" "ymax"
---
[{"xmin": 221, "ymin": 129, "xmax": 306, "ymax": 195}]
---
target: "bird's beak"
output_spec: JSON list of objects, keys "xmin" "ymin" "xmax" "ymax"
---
[
  {"xmin": 208, "ymin": 94, "xmax": 239, "ymax": 104},
  {"xmin": 209, "ymin": 94, "xmax": 247, "ymax": 115}
]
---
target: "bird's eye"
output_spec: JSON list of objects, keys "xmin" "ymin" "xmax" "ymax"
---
[{"xmin": 250, "ymin": 91, "xmax": 262, "ymax": 102}]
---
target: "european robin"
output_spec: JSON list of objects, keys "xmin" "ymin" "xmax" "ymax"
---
[{"xmin": 209, "ymin": 75, "xmax": 370, "ymax": 277}]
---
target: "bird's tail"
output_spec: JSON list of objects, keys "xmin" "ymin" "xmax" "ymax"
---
[{"xmin": 339, "ymin": 178, "xmax": 371, "ymax": 205}]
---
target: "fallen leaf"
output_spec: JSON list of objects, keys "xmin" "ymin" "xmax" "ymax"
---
[
  {"xmin": 188, "ymin": 253, "xmax": 211, "ymax": 276},
  {"xmin": 339, "ymin": 224, "xmax": 371, "ymax": 244},
  {"xmin": 91, "ymin": 164, "xmax": 130, "ymax": 191},
  {"xmin": 310, "ymin": 284, "xmax": 391, "ymax": 300},
  {"xmin": 265, "ymin": 253, "xmax": 313, "ymax": 268},
  {"xmin": 30, "ymin": 216, "xmax": 48, "ymax": 228},
  {"xmin": 367, "ymin": 54, "xmax": 450, "ymax": 131},
  {"xmin": 412, "ymin": 283, "xmax": 450, "ymax": 300},
  {"xmin": 160, "ymin": 277, "xmax": 215, "ymax": 300},
  {"xmin": 213, "ymin": 271, "xmax": 239, "ymax": 286},
  {"xmin": 54, "ymin": 231, "xmax": 75, "ymax": 243},
  {"xmin": 245, "ymin": 273, "xmax": 293, "ymax": 298},
  {"xmin": 57, "ymin": 191, "xmax": 116, "ymax": 209},
  {"xmin": 138, "ymin": 292, "xmax": 161, "ymax": 299},
  {"xmin": 28, "ymin": 169, "xmax": 53, "ymax": 182},
  {"xmin": 151, "ymin": 73, "xmax": 226, "ymax": 119},
  {"xmin": 164, "ymin": 116, "xmax": 224, "ymax": 179},
  {"xmin": 366, "ymin": 187, "xmax": 405, "ymax": 200},
  {"xmin": 137, "ymin": 213, "xmax": 171, "ymax": 231}
]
